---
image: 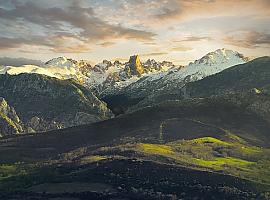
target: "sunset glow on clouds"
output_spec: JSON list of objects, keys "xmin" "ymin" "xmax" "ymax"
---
[{"xmin": 0, "ymin": 0, "xmax": 269, "ymax": 64}]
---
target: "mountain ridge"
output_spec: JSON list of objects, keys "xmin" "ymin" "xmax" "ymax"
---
[
  {"xmin": 0, "ymin": 73, "xmax": 113, "ymax": 134},
  {"xmin": 102, "ymin": 49, "xmax": 249, "ymax": 114},
  {"xmin": 0, "ymin": 49, "xmax": 249, "ymax": 97}
]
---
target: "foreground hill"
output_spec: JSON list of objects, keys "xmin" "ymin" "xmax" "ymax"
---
[
  {"xmin": 1, "ymin": 93, "xmax": 269, "ymax": 158},
  {"xmin": 0, "ymin": 93, "xmax": 270, "ymax": 199},
  {"xmin": 0, "ymin": 73, "xmax": 113, "ymax": 134}
]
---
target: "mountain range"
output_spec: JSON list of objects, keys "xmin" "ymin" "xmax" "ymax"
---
[
  {"xmin": 0, "ymin": 49, "xmax": 265, "ymax": 135},
  {"xmin": 0, "ymin": 49, "xmax": 270, "ymax": 199}
]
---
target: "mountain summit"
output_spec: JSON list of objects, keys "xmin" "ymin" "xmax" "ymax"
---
[
  {"xmin": 193, "ymin": 48, "xmax": 248, "ymax": 66},
  {"xmin": 45, "ymin": 56, "xmax": 77, "ymax": 69},
  {"xmin": 182, "ymin": 48, "xmax": 248, "ymax": 82},
  {"xmin": 126, "ymin": 55, "xmax": 145, "ymax": 76}
]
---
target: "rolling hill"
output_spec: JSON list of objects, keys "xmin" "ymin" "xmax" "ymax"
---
[{"xmin": 0, "ymin": 93, "xmax": 270, "ymax": 199}]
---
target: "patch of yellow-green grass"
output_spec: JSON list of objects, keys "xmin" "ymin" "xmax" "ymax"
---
[
  {"xmin": 0, "ymin": 165, "xmax": 16, "ymax": 173},
  {"xmin": 191, "ymin": 157, "xmax": 254, "ymax": 171},
  {"xmin": 136, "ymin": 143, "xmax": 173, "ymax": 156},
  {"xmin": 225, "ymin": 133, "xmax": 247, "ymax": 144},
  {"xmin": 135, "ymin": 142, "xmax": 255, "ymax": 172},
  {"xmin": 237, "ymin": 145, "xmax": 263, "ymax": 155},
  {"xmin": 128, "ymin": 137, "xmax": 270, "ymax": 185},
  {"xmin": 248, "ymin": 160, "xmax": 270, "ymax": 184},
  {"xmin": 80, "ymin": 155, "xmax": 107, "ymax": 163},
  {"xmin": 187, "ymin": 137, "xmax": 230, "ymax": 146},
  {"xmin": 0, "ymin": 164, "xmax": 18, "ymax": 180},
  {"xmin": 94, "ymin": 135, "xmax": 270, "ymax": 185}
]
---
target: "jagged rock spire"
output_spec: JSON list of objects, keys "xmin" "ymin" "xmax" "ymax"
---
[{"xmin": 126, "ymin": 55, "xmax": 145, "ymax": 76}]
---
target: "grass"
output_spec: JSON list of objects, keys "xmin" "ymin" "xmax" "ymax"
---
[
  {"xmin": 0, "ymin": 134, "xmax": 269, "ymax": 194},
  {"xmin": 80, "ymin": 155, "xmax": 107, "ymax": 163},
  {"xmin": 0, "ymin": 164, "xmax": 28, "ymax": 181},
  {"xmin": 111, "ymin": 135, "xmax": 270, "ymax": 185},
  {"xmin": 191, "ymin": 157, "xmax": 254, "ymax": 170},
  {"xmin": 187, "ymin": 137, "xmax": 230, "ymax": 146},
  {"xmin": 0, "ymin": 165, "xmax": 17, "ymax": 179},
  {"xmin": 136, "ymin": 143, "xmax": 173, "ymax": 155}
]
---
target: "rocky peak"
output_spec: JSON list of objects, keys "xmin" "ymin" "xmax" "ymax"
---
[
  {"xmin": 161, "ymin": 61, "xmax": 174, "ymax": 66},
  {"xmin": 0, "ymin": 97, "xmax": 24, "ymax": 136},
  {"xmin": 76, "ymin": 60, "xmax": 92, "ymax": 76},
  {"xmin": 0, "ymin": 97, "xmax": 8, "ymax": 110},
  {"xmin": 126, "ymin": 55, "xmax": 144, "ymax": 76},
  {"xmin": 102, "ymin": 60, "xmax": 113, "ymax": 69},
  {"xmin": 145, "ymin": 59, "xmax": 157, "ymax": 66},
  {"xmin": 192, "ymin": 49, "xmax": 248, "ymax": 66},
  {"xmin": 45, "ymin": 57, "xmax": 77, "ymax": 68},
  {"xmin": 113, "ymin": 60, "xmax": 122, "ymax": 66},
  {"xmin": 0, "ymin": 97, "xmax": 18, "ymax": 120}
]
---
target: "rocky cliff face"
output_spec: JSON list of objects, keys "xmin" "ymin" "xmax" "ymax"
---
[
  {"xmin": 125, "ymin": 55, "xmax": 145, "ymax": 76},
  {"xmin": 0, "ymin": 97, "xmax": 24, "ymax": 136}
]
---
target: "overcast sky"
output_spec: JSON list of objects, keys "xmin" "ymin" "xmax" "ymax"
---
[{"xmin": 0, "ymin": 0, "xmax": 269, "ymax": 65}]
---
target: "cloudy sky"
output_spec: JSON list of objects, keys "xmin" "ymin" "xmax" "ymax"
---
[{"xmin": 0, "ymin": 0, "xmax": 270, "ymax": 65}]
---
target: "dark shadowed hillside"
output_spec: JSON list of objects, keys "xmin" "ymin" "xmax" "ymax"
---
[
  {"xmin": 0, "ymin": 73, "xmax": 113, "ymax": 133},
  {"xmin": 1, "ymin": 93, "xmax": 270, "ymax": 163},
  {"xmin": 125, "ymin": 57, "xmax": 270, "ymax": 113},
  {"xmin": 186, "ymin": 56, "xmax": 270, "ymax": 97},
  {"xmin": 1, "ymin": 93, "xmax": 270, "ymax": 199}
]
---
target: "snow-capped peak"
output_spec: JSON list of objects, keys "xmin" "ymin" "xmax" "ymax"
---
[
  {"xmin": 0, "ymin": 49, "xmax": 249, "ymax": 99},
  {"xmin": 45, "ymin": 56, "xmax": 77, "ymax": 69},
  {"xmin": 192, "ymin": 48, "xmax": 248, "ymax": 66},
  {"xmin": 179, "ymin": 48, "xmax": 248, "ymax": 82}
]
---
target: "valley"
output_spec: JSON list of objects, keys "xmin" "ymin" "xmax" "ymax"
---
[
  {"xmin": 0, "ymin": 50, "xmax": 269, "ymax": 199},
  {"xmin": 1, "ymin": 0, "xmax": 270, "ymax": 199}
]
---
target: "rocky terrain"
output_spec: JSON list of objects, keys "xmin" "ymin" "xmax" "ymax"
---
[
  {"xmin": 186, "ymin": 56, "xmax": 270, "ymax": 97},
  {"xmin": 0, "ymin": 53, "xmax": 179, "ymax": 135},
  {"xmin": 127, "ymin": 56, "xmax": 270, "ymax": 113},
  {"xmin": 0, "ymin": 54, "xmax": 176, "ymax": 95},
  {"xmin": 102, "ymin": 49, "xmax": 249, "ymax": 114},
  {"xmin": 0, "ymin": 97, "xmax": 24, "ymax": 136},
  {"xmin": 0, "ymin": 73, "xmax": 113, "ymax": 135}
]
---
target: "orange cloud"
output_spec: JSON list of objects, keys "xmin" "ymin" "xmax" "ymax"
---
[
  {"xmin": 171, "ymin": 46, "xmax": 193, "ymax": 52},
  {"xmin": 224, "ymin": 31, "xmax": 270, "ymax": 48},
  {"xmin": 141, "ymin": 52, "xmax": 168, "ymax": 57},
  {"xmin": 0, "ymin": 1, "xmax": 156, "ymax": 53},
  {"xmin": 146, "ymin": 0, "xmax": 270, "ymax": 25}
]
